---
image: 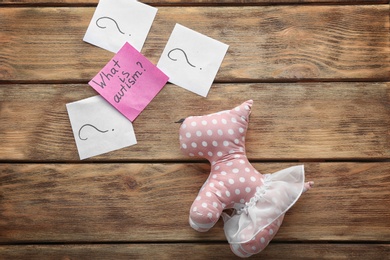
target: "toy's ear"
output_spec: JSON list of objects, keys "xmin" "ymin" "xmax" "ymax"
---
[{"xmin": 231, "ymin": 100, "xmax": 253, "ymax": 121}]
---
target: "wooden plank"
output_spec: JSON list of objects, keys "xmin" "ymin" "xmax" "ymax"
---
[
  {"xmin": 0, "ymin": 83, "xmax": 389, "ymax": 161},
  {"xmin": 0, "ymin": 0, "xmax": 387, "ymax": 6},
  {"xmin": 0, "ymin": 5, "xmax": 388, "ymax": 82},
  {"xmin": 0, "ymin": 244, "xmax": 389, "ymax": 259},
  {"xmin": 1, "ymin": 162, "xmax": 389, "ymax": 243}
]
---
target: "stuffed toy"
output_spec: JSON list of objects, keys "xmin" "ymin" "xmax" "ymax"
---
[{"xmin": 178, "ymin": 100, "xmax": 313, "ymax": 257}]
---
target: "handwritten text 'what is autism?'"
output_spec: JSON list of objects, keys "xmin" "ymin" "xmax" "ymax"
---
[{"xmin": 90, "ymin": 59, "xmax": 146, "ymax": 104}]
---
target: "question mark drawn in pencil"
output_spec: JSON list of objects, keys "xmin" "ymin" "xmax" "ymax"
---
[
  {"xmin": 168, "ymin": 48, "xmax": 202, "ymax": 70},
  {"xmin": 136, "ymin": 61, "xmax": 146, "ymax": 71},
  {"xmin": 96, "ymin": 16, "xmax": 131, "ymax": 36},
  {"xmin": 78, "ymin": 124, "xmax": 114, "ymax": 141}
]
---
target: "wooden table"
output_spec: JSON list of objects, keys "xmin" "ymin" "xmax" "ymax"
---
[{"xmin": 1, "ymin": 0, "xmax": 389, "ymax": 258}]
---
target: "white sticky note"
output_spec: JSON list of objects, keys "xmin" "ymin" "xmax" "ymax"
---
[
  {"xmin": 66, "ymin": 95, "xmax": 137, "ymax": 160},
  {"xmin": 157, "ymin": 24, "xmax": 229, "ymax": 97},
  {"xmin": 83, "ymin": 0, "xmax": 157, "ymax": 52}
]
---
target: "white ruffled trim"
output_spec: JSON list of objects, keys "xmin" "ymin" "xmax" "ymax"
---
[
  {"xmin": 223, "ymin": 165, "xmax": 305, "ymax": 244},
  {"xmin": 238, "ymin": 174, "xmax": 272, "ymax": 215}
]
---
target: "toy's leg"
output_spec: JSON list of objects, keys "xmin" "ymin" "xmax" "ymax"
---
[
  {"xmin": 189, "ymin": 188, "xmax": 223, "ymax": 232},
  {"xmin": 229, "ymin": 182, "xmax": 313, "ymax": 257},
  {"xmin": 303, "ymin": 181, "xmax": 314, "ymax": 193},
  {"xmin": 229, "ymin": 215, "xmax": 284, "ymax": 258}
]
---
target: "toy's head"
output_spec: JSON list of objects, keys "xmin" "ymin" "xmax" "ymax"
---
[{"xmin": 179, "ymin": 100, "xmax": 253, "ymax": 163}]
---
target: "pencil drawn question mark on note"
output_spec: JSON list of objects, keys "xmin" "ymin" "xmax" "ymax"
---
[
  {"xmin": 78, "ymin": 124, "xmax": 114, "ymax": 141},
  {"xmin": 136, "ymin": 61, "xmax": 146, "ymax": 71},
  {"xmin": 96, "ymin": 16, "xmax": 131, "ymax": 36},
  {"xmin": 168, "ymin": 48, "xmax": 202, "ymax": 70}
]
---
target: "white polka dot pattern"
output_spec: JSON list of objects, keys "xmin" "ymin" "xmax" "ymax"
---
[{"xmin": 179, "ymin": 100, "xmax": 309, "ymax": 258}]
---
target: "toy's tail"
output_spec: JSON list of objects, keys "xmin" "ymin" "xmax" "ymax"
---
[{"xmin": 175, "ymin": 118, "xmax": 185, "ymax": 124}]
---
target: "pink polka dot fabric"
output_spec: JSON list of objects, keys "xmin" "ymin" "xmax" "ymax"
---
[{"xmin": 179, "ymin": 100, "xmax": 313, "ymax": 258}]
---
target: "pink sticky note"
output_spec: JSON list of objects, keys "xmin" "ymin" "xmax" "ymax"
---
[{"xmin": 89, "ymin": 42, "xmax": 169, "ymax": 121}]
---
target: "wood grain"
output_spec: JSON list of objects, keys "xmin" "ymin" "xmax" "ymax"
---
[
  {"xmin": 0, "ymin": 5, "xmax": 388, "ymax": 82},
  {"xmin": 0, "ymin": 0, "xmax": 387, "ymax": 6},
  {"xmin": 0, "ymin": 0, "xmax": 389, "ymax": 257},
  {"xmin": 0, "ymin": 244, "xmax": 389, "ymax": 259},
  {"xmin": 1, "ymin": 162, "xmax": 389, "ymax": 243},
  {"xmin": 1, "ymin": 83, "xmax": 389, "ymax": 161}
]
